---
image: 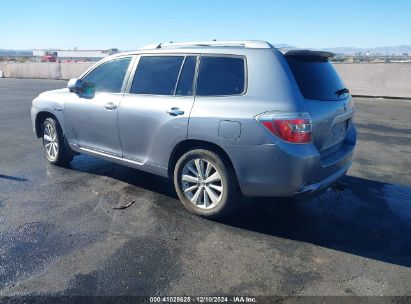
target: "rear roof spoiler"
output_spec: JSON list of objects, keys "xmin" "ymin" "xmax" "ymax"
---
[{"xmin": 284, "ymin": 50, "xmax": 335, "ymax": 59}]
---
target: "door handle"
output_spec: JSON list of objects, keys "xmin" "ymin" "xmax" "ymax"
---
[
  {"xmin": 166, "ymin": 107, "xmax": 184, "ymax": 116},
  {"xmin": 105, "ymin": 102, "xmax": 117, "ymax": 110}
]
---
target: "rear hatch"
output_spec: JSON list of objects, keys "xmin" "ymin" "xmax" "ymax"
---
[{"xmin": 284, "ymin": 50, "xmax": 354, "ymax": 157}]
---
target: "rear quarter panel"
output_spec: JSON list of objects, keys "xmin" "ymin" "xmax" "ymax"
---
[{"xmin": 187, "ymin": 49, "xmax": 312, "ymax": 195}]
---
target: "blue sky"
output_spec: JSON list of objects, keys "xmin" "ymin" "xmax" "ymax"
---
[{"xmin": 2, "ymin": 0, "xmax": 410, "ymax": 50}]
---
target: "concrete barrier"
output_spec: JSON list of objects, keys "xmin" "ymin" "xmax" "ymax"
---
[
  {"xmin": 0, "ymin": 62, "xmax": 94, "ymax": 80},
  {"xmin": 60, "ymin": 62, "xmax": 94, "ymax": 79},
  {"xmin": 0, "ymin": 61, "xmax": 410, "ymax": 98},
  {"xmin": 0, "ymin": 62, "xmax": 8, "ymax": 78},
  {"xmin": 4, "ymin": 62, "xmax": 61, "ymax": 79},
  {"xmin": 334, "ymin": 64, "xmax": 411, "ymax": 98}
]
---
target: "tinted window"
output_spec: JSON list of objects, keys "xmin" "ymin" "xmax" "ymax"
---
[
  {"xmin": 196, "ymin": 56, "xmax": 245, "ymax": 96},
  {"xmin": 175, "ymin": 56, "xmax": 196, "ymax": 96},
  {"xmin": 286, "ymin": 56, "xmax": 347, "ymax": 101},
  {"xmin": 83, "ymin": 57, "xmax": 131, "ymax": 93},
  {"xmin": 131, "ymin": 56, "xmax": 184, "ymax": 95}
]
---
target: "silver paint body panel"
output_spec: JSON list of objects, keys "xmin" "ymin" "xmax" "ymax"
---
[{"xmin": 31, "ymin": 44, "xmax": 356, "ymax": 197}]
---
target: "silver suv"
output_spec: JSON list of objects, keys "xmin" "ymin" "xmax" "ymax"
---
[{"xmin": 31, "ymin": 40, "xmax": 356, "ymax": 218}]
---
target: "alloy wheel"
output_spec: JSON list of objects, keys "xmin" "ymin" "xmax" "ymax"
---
[
  {"xmin": 43, "ymin": 122, "xmax": 58, "ymax": 161},
  {"xmin": 181, "ymin": 158, "xmax": 224, "ymax": 209}
]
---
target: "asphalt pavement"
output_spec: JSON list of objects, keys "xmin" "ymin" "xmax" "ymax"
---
[{"xmin": 0, "ymin": 78, "xmax": 410, "ymax": 298}]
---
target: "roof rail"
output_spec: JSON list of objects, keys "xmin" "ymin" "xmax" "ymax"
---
[{"xmin": 139, "ymin": 40, "xmax": 273, "ymax": 50}]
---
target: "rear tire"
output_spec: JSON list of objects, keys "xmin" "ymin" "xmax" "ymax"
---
[
  {"xmin": 42, "ymin": 117, "xmax": 74, "ymax": 166},
  {"xmin": 173, "ymin": 149, "xmax": 238, "ymax": 219}
]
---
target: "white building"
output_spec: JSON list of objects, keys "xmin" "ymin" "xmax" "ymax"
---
[
  {"xmin": 32, "ymin": 49, "xmax": 118, "ymax": 60},
  {"xmin": 57, "ymin": 49, "xmax": 118, "ymax": 59},
  {"xmin": 33, "ymin": 50, "xmax": 50, "ymax": 57}
]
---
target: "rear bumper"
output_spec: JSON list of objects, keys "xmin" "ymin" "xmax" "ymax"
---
[
  {"xmin": 223, "ymin": 125, "xmax": 356, "ymax": 197},
  {"xmin": 295, "ymin": 162, "xmax": 350, "ymax": 195}
]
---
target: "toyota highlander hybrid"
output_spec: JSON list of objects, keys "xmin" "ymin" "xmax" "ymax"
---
[{"xmin": 31, "ymin": 40, "xmax": 356, "ymax": 218}]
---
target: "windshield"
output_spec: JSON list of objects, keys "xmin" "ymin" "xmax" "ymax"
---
[{"xmin": 285, "ymin": 56, "xmax": 348, "ymax": 101}]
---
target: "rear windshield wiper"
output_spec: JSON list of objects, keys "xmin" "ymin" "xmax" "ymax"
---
[{"xmin": 335, "ymin": 88, "xmax": 350, "ymax": 97}]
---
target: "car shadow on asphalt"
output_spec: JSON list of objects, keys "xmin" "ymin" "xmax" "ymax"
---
[
  {"xmin": 220, "ymin": 175, "xmax": 411, "ymax": 268},
  {"xmin": 68, "ymin": 155, "xmax": 411, "ymax": 268},
  {"xmin": 69, "ymin": 154, "xmax": 177, "ymax": 198}
]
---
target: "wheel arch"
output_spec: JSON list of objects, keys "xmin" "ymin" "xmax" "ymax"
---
[
  {"xmin": 34, "ymin": 111, "xmax": 60, "ymax": 138},
  {"xmin": 168, "ymin": 139, "xmax": 239, "ymax": 186}
]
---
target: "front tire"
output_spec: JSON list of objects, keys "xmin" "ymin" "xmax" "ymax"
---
[
  {"xmin": 42, "ymin": 117, "xmax": 74, "ymax": 166},
  {"xmin": 174, "ymin": 149, "xmax": 238, "ymax": 218}
]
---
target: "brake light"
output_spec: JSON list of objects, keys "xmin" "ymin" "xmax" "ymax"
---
[{"xmin": 257, "ymin": 113, "xmax": 312, "ymax": 144}]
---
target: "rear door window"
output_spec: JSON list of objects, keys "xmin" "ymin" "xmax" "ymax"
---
[
  {"xmin": 175, "ymin": 56, "xmax": 197, "ymax": 96},
  {"xmin": 285, "ymin": 56, "xmax": 347, "ymax": 101},
  {"xmin": 131, "ymin": 56, "xmax": 184, "ymax": 95},
  {"xmin": 196, "ymin": 56, "xmax": 245, "ymax": 96}
]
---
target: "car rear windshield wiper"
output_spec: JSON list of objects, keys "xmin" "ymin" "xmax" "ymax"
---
[{"xmin": 335, "ymin": 88, "xmax": 350, "ymax": 97}]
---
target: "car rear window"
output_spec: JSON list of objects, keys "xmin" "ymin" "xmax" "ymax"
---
[
  {"xmin": 285, "ymin": 56, "xmax": 347, "ymax": 101},
  {"xmin": 131, "ymin": 56, "xmax": 197, "ymax": 96},
  {"xmin": 131, "ymin": 56, "xmax": 184, "ymax": 95},
  {"xmin": 196, "ymin": 56, "xmax": 245, "ymax": 96},
  {"xmin": 175, "ymin": 56, "xmax": 197, "ymax": 96}
]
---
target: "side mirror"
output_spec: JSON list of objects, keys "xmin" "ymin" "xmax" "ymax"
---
[
  {"xmin": 67, "ymin": 78, "xmax": 95, "ymax": 98},
  {"xmin": 67, "ymin": 78, "xmax": 84, "ymax": 93}
]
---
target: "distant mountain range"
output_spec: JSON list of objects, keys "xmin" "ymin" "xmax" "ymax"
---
[
  {"xmin": 0, "ymin": 49, "xmax": 33, "ymax": 57},
  {"xmin": 274, "ymin": 44, "xmax": 411, "ymax": 55},
  {"xmin": 1, "ymin": 45, "xmax": 411, "ymax": 56}
]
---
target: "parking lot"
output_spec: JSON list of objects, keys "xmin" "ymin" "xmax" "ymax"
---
[{"xmin": 0, "ymin": 78, "xmax": 410, "ymax": 297}]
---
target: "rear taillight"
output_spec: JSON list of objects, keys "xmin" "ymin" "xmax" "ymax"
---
[{"xmin": 256, "ymin": 112, "xmax": 312, "ymax": 144}]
